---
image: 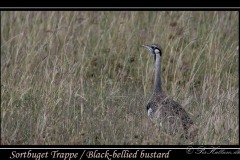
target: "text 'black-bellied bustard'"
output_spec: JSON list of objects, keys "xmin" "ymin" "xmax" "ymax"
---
[{"xmin": 142, "ymin": 44, "xmax": 198, "ymax": 139}]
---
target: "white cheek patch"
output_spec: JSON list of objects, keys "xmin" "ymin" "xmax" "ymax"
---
[
  {"xmin": 148, "ymin": 108, "xmax": 153, "ymax": 117},
  {"xmin": 154, "ymin": 49, "xmax": 160, "ymax": 54}
]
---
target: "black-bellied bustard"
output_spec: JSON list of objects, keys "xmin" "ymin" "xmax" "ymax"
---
[{"xmin": 142, "ymin": 44, "xmax": 197, "ymax": 139}]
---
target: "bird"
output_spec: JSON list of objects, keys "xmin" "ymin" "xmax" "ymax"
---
[{"xmin": 142, "ymin": 44, "xmax": 197, "ymax": 139}]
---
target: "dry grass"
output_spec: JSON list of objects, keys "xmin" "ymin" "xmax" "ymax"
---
[{"xmin": 1, "ymin": 11, "xmax": 238, "ymax": 145}]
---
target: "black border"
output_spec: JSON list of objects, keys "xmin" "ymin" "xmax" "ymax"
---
[
  {"xmin": 1, "ymin": 7, "xmax": 239, "ymax": 160},
  {"xmin": 0, "ymin": 8, "xmax": 240, "ymax": 11},
  {"xmin": 0, "ymin": 145, "xmax": 240, "ymax": 160},
  {"xmin": 0, "ymin": 1, "xmax": 240, "ymax": 8}
]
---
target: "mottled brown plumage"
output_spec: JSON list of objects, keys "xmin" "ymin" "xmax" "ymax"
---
[{"xmin": 147, "ymin": 93, "xmax": 196, "ymax": 139}]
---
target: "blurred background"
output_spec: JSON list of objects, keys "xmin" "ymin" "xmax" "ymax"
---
[{"xmin": 1, "ymin": 11, "xmax": 238, "ymax": 145}]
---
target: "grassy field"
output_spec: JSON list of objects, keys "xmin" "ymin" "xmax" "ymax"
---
[{"xmin": 1, "ymin": 11, "xmax": 238, "ymax": 145}]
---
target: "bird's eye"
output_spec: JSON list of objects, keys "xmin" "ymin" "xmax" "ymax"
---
[{"xmin": 154, "ymin": 49, "xmax": 160, "ymax": 54}]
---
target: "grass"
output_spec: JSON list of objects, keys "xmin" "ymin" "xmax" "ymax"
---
[{"xmin": 1, "ymin": 11, "xmax": 238, "ymax": 145}]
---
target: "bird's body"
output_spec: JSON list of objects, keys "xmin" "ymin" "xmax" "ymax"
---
[
  {"xmin": 147, "ymin": 93, "xmax": 194, "ymax": 138},
  {"xmin": 142, "ymin": 44, "xmax": 197, "ymax": 139}
]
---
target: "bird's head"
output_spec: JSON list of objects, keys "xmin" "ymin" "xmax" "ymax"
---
[{"xmin": 141, "ymin": 44, "xmax": 162, "ymax": 58}]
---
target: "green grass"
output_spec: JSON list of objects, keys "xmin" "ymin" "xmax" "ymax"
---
[{"xmin": 1, "ymin": 11, "xmax": 238, "ymax": 145}]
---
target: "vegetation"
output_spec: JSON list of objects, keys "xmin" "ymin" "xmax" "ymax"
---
[{"xmin": 1, "ymin": 11, "xmax": 238, "ymax": 145}]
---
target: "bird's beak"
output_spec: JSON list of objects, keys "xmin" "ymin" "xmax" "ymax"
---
[{"xmin": 141, "ymin": 45, "xmax": 153, "ymax": 54}]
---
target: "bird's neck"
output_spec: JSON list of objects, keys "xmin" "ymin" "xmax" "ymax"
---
[{"xmin": 153, "ymin": 53, "xmax": 162, "ymax": 94}]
